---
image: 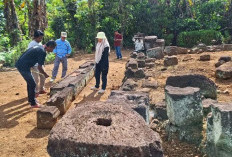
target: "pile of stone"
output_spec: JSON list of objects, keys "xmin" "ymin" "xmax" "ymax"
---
[{"xmin": 37, "ymin": 61, "xmax": 95, "ymax": 129}]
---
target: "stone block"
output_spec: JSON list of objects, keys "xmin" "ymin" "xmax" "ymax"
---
[
  {"xmin": 165, "ymin": 85, "xmax": 203, "ymax": 145},
  {"xmin": 142, "ymin": 79, "xmax": 158, "ymax": 89},
  {"xmin": 145, "ymin": 58, "xmax": 156, "ymax": 63},
  {"xmin": 125, "ymin": 67, "xmax": 135, "ymax": 78},
  {"xmin": 215, "ymin": 62, "xmax": 232, "ymax": 79},
  {"xmin": 166, "ymin": 74, "xmax": 217, "ymax": 99},
  {"xmin": 121, "ymin": 79, "xmax": 138, "ymax": 91},
  {"xmin": 215, "ymin": 60, "xmax": 226, "ymax": 68},
  {"xmin": 197, "ymin": 43, "xmax": 207, "ymax": 51},
  {"xmin": 37, "ymin": 106, "xmax": 60, "ymax": 129},
  {"xmin": 164, "ymin": 56, "xmax": 178, "ymax": 66},
  {"xmin": 130, "ymin": 51, "xmax": 138, "ymax": 59},
  {"xmin": 155, "ymin": 39, "xmax": 165, "ymax": 49},
  {"xmin": 126, "ymin": 58, "xmax": 138, "ymax": 69},
  {"xmin": 202, "ymin": 98, "xmax": 218, "ymax": 117},
  {"xmin": 223, "ymin": 44, "xmax": 232, "ymax": 51},
  {"xmin": 47, "ymin": 87, "xmax": 74, "ymax": 115},
  {"xmin": 200, "ymin": 54, "xmax": 210, "ymax": 61},
  {"xmin": 144, "ymin": 36, "xmax": 158, "ymax": 50},
  {"xmin": 145, "ymin": 63, "xmax": 155, "ymax": 68},
  {"xmin": 134, "ymin": 68, "xmax": 145, "ymax": 78},
  {"xmin": 154, "ymin": 102, "xmax": 168, "ymax": 121},
  {"xmin": 147, "ymin": 47, "xmax": 164, "ymax": 59},
  {"xmin": 206, "ymin": 102, "xmax": 232, "ymax": 157},
  {"xmin": 108, "ymin": 90, "xmax": 150, "ymax": 123},
  {"xmin": 137, "ymin": 59, "xmax": 146, "ymax": 68},
  {"xmin": 164, "ymin": 46, "xmax": 178, "ymax": 56},
  {"xmin": 137, "ymin": 52, "xmax": 146, "ymax": 60},
  {"xmin": 47, "ymin": 101, "xmax": 163, "ymax": 157},
  {"xmin": 219, "ymin": 56, "xmax": 231, "ymax": 62}
]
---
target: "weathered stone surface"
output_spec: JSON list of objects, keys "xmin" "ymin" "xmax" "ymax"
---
[
  {"xmin": 37, "ymin": 106, "xmax": 60, "ymax": 129},
  {"xmin": 147, "ymin": 47, "xmax": 164, "ymax": 59},
  {"xmin": 154, "ymin": 102, "xmax": 168, "ymax": 121},
  {"xmin": 190, "ymin": 47, "xmax": 200, "ymax": 54},
  {"xmin": 215, "ymin": 60, "xmax": 226, "ymax": 68},
  {"xmin": 142, "ymin": 79, "xmax": 158, "ymax": 89},
  {"xmin": 165, "ymin": 86, "xmax": 203, "ymax": 144},
  {"xmin": 121, "ymin": 79, "xmax": 138, "ymax": 91},
  {"xmin": 219, "ymin": 56, "xmax": 231, "ymax": 62},
  {"xmin": 108, "ymin": 90, "xmax": 150, "ymax": 123},
  {"xmin": 202, "ymin": 98, "xmax": 218, "ymax": 117},
  {"xmin": 47, "ymin": 101, "xmax": 163, "ymax": 157},
  {"xmin": 145, "ymin": 58, "xmax": 156, "ymax": 63},
  {"xmin": 197, "ymin": 43, "xmax": 207, "ymax": 51},
  {"xmin": 146, "ymin": 63, "xmax": 155, "ymax": 68},
  {"xmin": 144, "ymin": 36, "xmax": 158, "ymax": 50},
  {"xmin": 134, "ymin": 68, "xmax": 146, "ymax": 78},
  {"xmin": 177, "ymin": 47, "xmax": 189, "ymax": 54},
  {"xmin": 215, "ymin": 62, "xmax": 232, "ymax": 79},
  {"xmin": 130, "ymin": 51, "xmax": 138, "ymax": 59},
  {"xmin": 223, "ymin": 44, "xmax": 232, "ymax": 51},
  {"xmin": 182, "ymin": 55, "xmax": 193, "ymax": 62},
  {"xmin": 137, "ymin": 52, "xmax": 146, "ymax": 60},
  {"xmin": 137, "ymin": 59, "xmax": 146, "ymax": 68},
  {"xmin": 47, "ymin": 87, "xmax": 74, "ymax": 115},
  {"xmin": 166, "ymin": 74, "xmax": 217, "ymax": 99},
  {"xmin": 50, "ymin": 61, "xmax": 94, "ymax": 96},
  {"xmin": 164, "ymin": 56, "xmax": 178, "ymax": 66},
  {"xmin": 126, "ymin": 58, "xmax": 138, "ymax": 69},
  {"xmin": 125, "ymin": 67, "xmax": 135, "ymax": 78},
  {"xmin": 200, "ymin": 54, "xmax": 210, "ymax": 61},
  {"xmin": 206, "ymin": 102, "xmax": 232, "ymax": 157},
  {"xmin": 155, "ymin": 39, "xmax": 165, "ymax": 49},
  {"xmin": 164, "ymin": 46, "xmax": 188, "ymax": 55}
]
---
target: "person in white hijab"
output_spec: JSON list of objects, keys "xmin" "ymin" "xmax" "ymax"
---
[{"xmin": 91, "ymin": 32, "xmax": 110, "ymax": 94}]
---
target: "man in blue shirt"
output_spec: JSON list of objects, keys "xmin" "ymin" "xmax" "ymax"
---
[{"xmin": 50, "ymin": 32, "xmax": 72, "ymax": 82}]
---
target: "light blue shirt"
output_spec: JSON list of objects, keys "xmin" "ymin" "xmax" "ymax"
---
[{"xmin": 53, "ymin": 39, "xmax": 72, "ymax": 58}]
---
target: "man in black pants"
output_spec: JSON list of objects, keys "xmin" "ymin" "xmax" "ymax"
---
[{"xmin": 15, "ymin": 41, "xmax": 56, "ymax": 108}]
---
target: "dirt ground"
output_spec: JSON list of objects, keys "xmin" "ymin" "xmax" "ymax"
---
[{"xmin": 0, "ymin": 49, "xmax": 231, "ymax": 157}]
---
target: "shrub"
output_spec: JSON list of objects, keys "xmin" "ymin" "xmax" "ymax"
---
[
  {"xmin": 177, "ymin": 30, "xmax": 223, "ymax": 48},
  {"xmin": 45, "ymin": 52, "xmax": 56, "ymax": 64},
  {"xmin": 163, "ymin": 34, "xmax": 174, "ymax": 46}
]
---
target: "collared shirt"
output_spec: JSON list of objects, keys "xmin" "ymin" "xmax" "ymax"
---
[
  {"xmin": 114, "ymin": 34, "xmax": 123, "ymax": 47},
  {"xmin": 53, "ymin": 39, "xmax": 72, "ymax": 58}
]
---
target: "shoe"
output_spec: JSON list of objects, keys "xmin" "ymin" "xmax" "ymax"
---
[
  {"xmin": 98, "ymin": 89, "xmax": 105, "ymax": 94},
  {"xmin": 91, "ymin": 86, "xmax": 99, "ymax": 91},
  {"xmin": 35, "ymin": 92, "xmax": 40, "ymax": 98},
  {"xmin": 119, "ymin": 57, "xmax": 122, "ymax": 60},
  {"xmin": 50, "ymin": 78, "xmax": 55, "ymax": 82},
  {"xmin": 31, "ymin": 103, "xmax": 43, "ymax": 108},
  {"xmin": 39, "ymin": 90, "xmax": 47, "ymax": 94}
]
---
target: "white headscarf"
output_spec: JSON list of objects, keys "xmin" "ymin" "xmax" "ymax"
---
[{"xmin": 95, "ymin": 38, "xmax": 110, "ymax": 64}]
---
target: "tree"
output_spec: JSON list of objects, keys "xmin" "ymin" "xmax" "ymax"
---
[{"xmin": 3, "ymin": 0, "xmax": 22, "ymax": 46}]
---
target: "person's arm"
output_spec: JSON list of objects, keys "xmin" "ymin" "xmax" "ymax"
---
[
  {"xmin": 38, "ymin": 65, "xmax": 49, "ymax": 78},
  {"xmin": 101, "ymin": 47, "xmax": 109, "ymax": 69}
]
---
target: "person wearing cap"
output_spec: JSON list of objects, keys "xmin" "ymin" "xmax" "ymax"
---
[
  {"xmin": 15, "ymin": 41, "xmax": 57, "ymax": 108},
  {"xmin": 114, "ymin": 30, "xmax": 123, "ymax": 59},
  {"xmin": 28, "ymin": 30, "xmax": 46, "ymax": 97},
  {"xmin": 91, "ymin": 32, "xmax": 110, "ymax": 94},
  {"xmin": 50, "ymin": 32, "xmax": 72, "ymax": 82}
]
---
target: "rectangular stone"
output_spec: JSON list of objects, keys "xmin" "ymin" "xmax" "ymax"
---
[
  {"xmin": 37, "ymin": 106, "xmax": 60, "ymax": 129},
  {"xmin": 47, "ymin": 87, "xmax": 74, "ymax": 115},
  {"xmin": 107, "ymin": 90, "xmax": 150, "ymax": 123}
]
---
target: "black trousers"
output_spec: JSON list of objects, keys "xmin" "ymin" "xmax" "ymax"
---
[
  {"xmin": 18, "ymin": 69, "xmax": 36, "ymax": 105},
  {"xmin": 95, "ymin": 64, "xmax": 108, "ymax": 90}
]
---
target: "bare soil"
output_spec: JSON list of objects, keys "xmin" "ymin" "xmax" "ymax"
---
[{"xmin": 0, "ymin": 50, "xmax": 231, "ymax": 157}]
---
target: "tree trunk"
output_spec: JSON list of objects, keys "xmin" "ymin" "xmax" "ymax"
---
[
  {"xmin": 27, "ymin": 0, "xmax": 47, "ymax": 37},
  {"xmin": 3, "ymin": 0, "xmax": 22, "ymax": 46}
]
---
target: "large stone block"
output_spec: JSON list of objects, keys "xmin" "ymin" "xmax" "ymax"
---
[
  {"xmin": 147, "ymin": 47, "xmax": 164, "ymax": 59},
  {"xmin": 166, "ymin": 74, "xmax": 217, "ymax": 99},
  {"xmin": 206, "ymin": 102, "xmax": 232, "ymax": 157},
  {"xmin": 126, "ymin": 58, "xmax": 138, "ymax": 69},
  {"xmin": 165, "ymin": 86, "xmax": 203, "ymax": 145},
  {"xmin": 200, "ymin": 54, "xmax": 210, "ymax": 61},
  {"xmin": 164, "ymin": 56, "xmax": 178, "ymax": 66},
  {"xmin": 108, "ymin": 90, "xmax": 150, "ymax": 123},
  {"xmin": 223, "ymin": 44, "xmax": 232, "ymax": 51},
  {"xmin": 202, "ymin": 98, "xmax": 218, "ymax": 117},
  {"xmin": 134, "ymin": 68, "xmax": 146, "ymax": 78},
  {"xmin": 37, "ymin": 106, "xmax": 60, "ymax": 129},
  {"xmin": 164, "ymin": 46, "xmax": 189, "ymax": 55},
  {"xmin": 47, "ymin": 87, "xmax": 74, "ymax": 115},
  {"xmin": 144, "ymin": 36, "xmax": 158, "ymax": 50},
  {"xmin": 47, "ymin": 101, "xmax": 163, "ymax": 157},
  {"xmin": 215, "ymin": 62, "xmax": 232, "ymax": 79}
]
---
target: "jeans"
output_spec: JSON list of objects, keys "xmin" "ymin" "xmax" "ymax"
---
[
  {"xmin": 52, "ymin": 56, "xmax": 68, "ymax": 79},
  {"xmin": 31, "ymin": 66, "xmax": 45, "ymax": 93},
  {"xmin": 18, "ymin": 69, "xmax": 36, "ymax": 105},
  {"xmin": 95, "ymin": 64, "xmax": 108, "ymax": 90},
  {"xmin": 115, "ymin": 46, "xmax": 122, "ymax": 59}
]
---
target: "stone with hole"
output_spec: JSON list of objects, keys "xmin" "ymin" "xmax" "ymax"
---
[{"xmin": 47, "ymin": 101, "xmax": 163, "ymax": 157}]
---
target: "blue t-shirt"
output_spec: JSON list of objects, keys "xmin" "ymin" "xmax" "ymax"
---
[{"xmin": 15, "ymin": 46, "xmax": 46, "ymax": 71}]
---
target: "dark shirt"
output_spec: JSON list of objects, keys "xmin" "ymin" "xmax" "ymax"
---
[
  {"xmin": 97, "ymin": 47, "xmax": 109, "ymax": 69},
  {"xmin": 114, "ymin": 34, "xmax": 122, "ymax": 47},
  {"xmin": 15, "ymin": 46, "xmax": 46, "ymax": 71}
]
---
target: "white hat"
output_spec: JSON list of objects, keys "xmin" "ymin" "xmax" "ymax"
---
[
  {"xmin": 61, "ymin": 32, "xmax": 67, "ymax": 37},
  {"xmin": 96, "ymin": 32, "xmax": 106, "ymax": 39}
]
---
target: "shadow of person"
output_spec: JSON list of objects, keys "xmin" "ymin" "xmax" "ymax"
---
[
  {"xmin": 76, "ymin": 90, "xmax": 102, "ymax": 105},
  {"xmin": 0, "ymin": 97, "xmax": 32, "ymax": 129},
  {"xmin": 25, "ymin": 127, "xmax": 50, "ymax": 139}
]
